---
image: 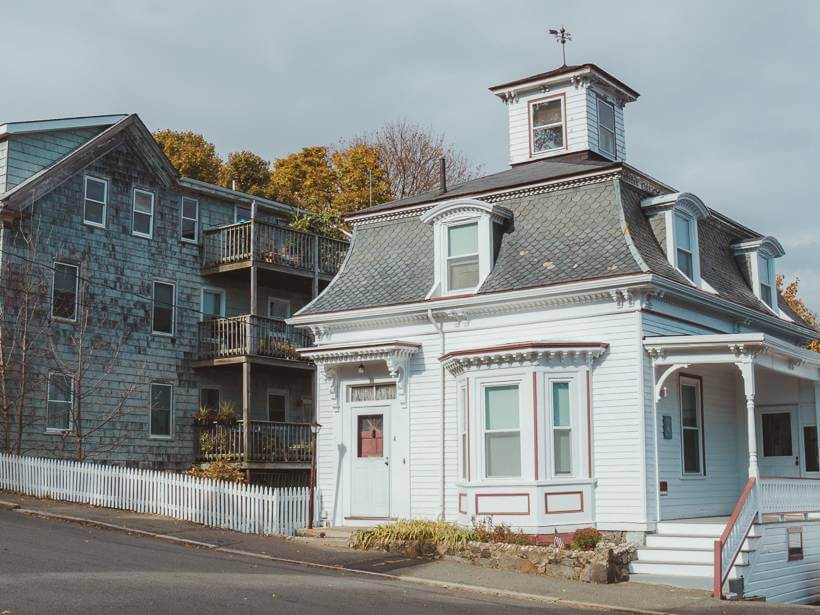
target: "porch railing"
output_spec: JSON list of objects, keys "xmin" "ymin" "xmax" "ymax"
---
[
  {"xmin": 758, "ymin": 477, "xmax": 820, "ymax": 515},
  {"xmin": 202, "ymin": 220, "xmax": 348, "ymax": 276},
  {"xmin": 713, "ymin": 477, "xmax": 758, "ymax": 598},
  {"xmin": 195, "ymin": 421, "xmax": 314, "ymax": 464},
  {"xmin": 196, "ymin": 315, "xmax": 312, "ymax": 362}
]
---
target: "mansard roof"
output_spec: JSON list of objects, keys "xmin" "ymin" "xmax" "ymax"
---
[{"xmin": 297, "ymin": 161, "xmax": 815, "ymax": 336}]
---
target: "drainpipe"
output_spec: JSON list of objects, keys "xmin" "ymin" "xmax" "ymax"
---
[{"xmin": 427, "ymin": 309, "xmax": 446, "ymax": 520}]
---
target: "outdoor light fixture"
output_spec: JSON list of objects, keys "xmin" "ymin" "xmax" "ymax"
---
[{"xmin": 357, "ymin": 363, "xmax": 365, "ymax": 375}]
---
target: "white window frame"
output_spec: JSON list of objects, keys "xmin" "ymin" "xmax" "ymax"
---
[
  {"xmin": 548, "ymin": 377, "xmax": 576, "ymax": 478},
  {"xmin": 51, "ymin": 261, "xmax": 79, "ymax": 322},
  {"xmin": 83, "ymin": 175, "xmax": 108, "ymax": 228},
  {"xmin": 132, "ymin": 188, "xmax": 155, "ymax": 239},
  {"xmin": 267, "ymin": 388, "xmax": 289, "ymax": 423},
  {"xmin": 679, "ymin": 376, "xmax": 705, "ymax": 477},
  {"xmin": 151, "ymin": 280, "xmax": 176, "ymax": 336},
  {"xmin": 199, "ymin": 386, "xmax": 221, "ymax": 411},
  {"xmin": 444, "ymin": 220, "xmax": 480, "ymax": 294},
  {"xmin": 755, "ymin": 252, "xmax": 776, "ymax": 310},
  {"xmin": 267, "ymin": 297, "xmax": 291, "ymax": 320},
  {"xmin": 480, "ymin": 379, "xmax": 523, "ymax": 480},
  {"xmin": 148, "ymin": 382, "xmax": 174, "ymax": 440},
  {"xmin": 46, "ymin": 371, "xmax": 73, "ymax": 433},
  {"xmin": 596, "ymin": 98, "xmax": 616, "ymax": 158},
  {"xmin": 529, "ymin": 94, "xmax": 566, "ymax": 156},
  {"xmin": 458, "ymin": 384, "xmax": 468, "ymax": 480},
  {"xmin": 673, "ymin": 212, "xmax": 697, "ymax": 282},
  {"xmin": 200, "ymin": 287, "xmax": 226, "ymax": 320},
  {"xmin": 180, "ymin": 196, "xmax": 199, "ymax": 244}
]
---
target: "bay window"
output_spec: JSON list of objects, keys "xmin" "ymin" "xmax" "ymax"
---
[
  {"xmin": 483, "ymin": 384, "xmax": 521, "ymax": 478},
  {"xmin": 459, "ymin": 385, "xmax": 468, "ymax": 480},
  {"xmin": 551, "ymin": 381, "xmax": 573, "ymax": 475}
]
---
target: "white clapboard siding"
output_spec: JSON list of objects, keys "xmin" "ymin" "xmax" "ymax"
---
[{"xmin": 0, "ymin": 453, "xmax": 312, "ymax": 536}]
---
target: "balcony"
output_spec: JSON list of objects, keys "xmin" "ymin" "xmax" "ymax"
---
[
  {"xmin": 195, "ymin": 420, "xmax": 314, "ymax": 468},
  {"xmin": 202, "ymin": 220, "xmax": 348, "ymax": 278},
  {"xmin": 195, "ymin": 315, "xmax": 313, "ymax": 367}
]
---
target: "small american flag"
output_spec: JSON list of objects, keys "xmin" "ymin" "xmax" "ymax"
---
[{"xmin": 553, "ymin": 529, "xmax": 564, "ymax": 549}]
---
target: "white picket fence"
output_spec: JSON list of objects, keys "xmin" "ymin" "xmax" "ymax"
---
[{"xmin": 0, "ymin": 453, "xmax": 311, "ymax": 536}]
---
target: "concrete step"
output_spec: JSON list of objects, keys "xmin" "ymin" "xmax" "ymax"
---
[
  {"xmin": 628, "ymin": 573, "xmax": 712, "ymax": 591},
  {"xmin": 636, "ymin": 546, "xmax": 749, "ymax": 566},
  {"xmin": 655, "ymin": 521, "xmax": 726, "ymax": 537},
  {"xmin": 629, "ymin": 560, "xmax": 745, "ymax": 579},
  {"xmin": 646, "ymin": 534, "xmax": 758, "ymax": 551}
]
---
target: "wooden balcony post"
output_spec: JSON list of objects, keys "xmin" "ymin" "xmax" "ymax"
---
[
  {"xmin": 250, "ymin": 202, "xmax": 258, "ymax": 316},
  {"xmin": 312, "ymin": 235, "xmax": 320, "ymax": 298},
  {"xmin": 242, "ymin": 361, "xmax": 251, "ymax": 467}
]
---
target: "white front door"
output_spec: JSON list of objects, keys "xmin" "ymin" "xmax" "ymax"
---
[
  {"xmin": 350, "ymin": 405, "xmax": 390, "ymax": 518},
  {"xmin": 758, "ymin": 406, "xmax": 801, "ymax": 477}
]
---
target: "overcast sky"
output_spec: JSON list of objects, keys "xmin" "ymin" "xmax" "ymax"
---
[{"xmin": 3, "ymin": 1, "xmax": 819, "ymax": 309}]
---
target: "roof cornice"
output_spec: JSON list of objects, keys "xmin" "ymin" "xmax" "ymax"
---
[
  {"xmin": 732, "ymin": 236, "xmax": 786, "ymax": 258},
  {"xmin": 440, "ymin": 341, "xmax": 609, "ymax": 376}
]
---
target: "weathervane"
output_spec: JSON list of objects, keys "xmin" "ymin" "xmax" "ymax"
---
[{"xmin": 548, "ymin": 26, "xmax": 572, "ymax": 66}]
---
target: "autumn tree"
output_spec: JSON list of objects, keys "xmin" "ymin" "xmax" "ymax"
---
[
  {"xmin": 330, "ymin": 143, "xmax": 392, "ymax": 216},
  {"xmin": 219, "ymin": 150, "xmax": 273, "ymax": 197},
  {"xmin": 777, "ymin": 275, "xmax": 820, "ymax": 352},
  {"xmin": 357, "ymin": 120, "xmax": 482, "ymax": 199},
  {"xmin": 153, "ymin": 130, "xmax": 223, "ymax": 183},
  {"xmin": 269, "ymin": 146, "xmax": 337, "ymax": 212}
]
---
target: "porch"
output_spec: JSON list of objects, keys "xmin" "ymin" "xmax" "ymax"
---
[{"xmin": 194, "ymin": 420, "xmax": 315, "ymax": 469}]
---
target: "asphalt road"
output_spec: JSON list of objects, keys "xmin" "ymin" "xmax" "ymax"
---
[{"xmin": 0, "ymin": 510, "xmax": 596, "ymax": 615}]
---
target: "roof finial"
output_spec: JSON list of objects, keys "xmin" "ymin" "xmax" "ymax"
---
[{"xmin": 548, "ymin": 26, "xmax": 572, "ymax": 67}]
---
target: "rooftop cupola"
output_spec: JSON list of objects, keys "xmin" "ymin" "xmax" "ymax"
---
[{"xmin": 489, "ymin": 63, "xmax": 639, "ymax": 165}]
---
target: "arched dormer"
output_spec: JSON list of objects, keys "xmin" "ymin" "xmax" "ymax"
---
[
  {"xmin": 732, "ymin": 236, "xmax": 786, "ymax": 312},
  {"xmin": 641, "ymin": 192, "xmax": 711, "ymax": 287},
  {"xmin": 420, "ymin": 199, "xmax": 513, "ymax": 297}
]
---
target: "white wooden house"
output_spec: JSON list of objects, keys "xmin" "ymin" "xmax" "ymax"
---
[{"xmin": 290, "ymin": 63, "xmax": 820, "ymax": 603}]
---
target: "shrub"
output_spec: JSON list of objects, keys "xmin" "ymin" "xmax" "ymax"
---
[
  {"xmin": 351, "ymin": 519, "xmax": 473, "ymax": 551},
  {"xmin": 471, "ymin": 518, "xmax": 531, "ymax": 545},
  {"xmin": 570, "ymin": 527, "xmax": 602, "ymax": 551},
  {"xmin": 194, "ymin": 406, "xmax": 216, "ymax": 425},
  {"xmin": 187, "ymin": 460, "xmax": 245, "ymax": 483},
  {"xmin": 215, "ymin": 401, "xmax": 237, "ymax": 425}
]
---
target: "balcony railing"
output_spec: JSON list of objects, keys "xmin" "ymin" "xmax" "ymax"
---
[
  {"xmin": 195, "ymin": 421, "xmax": 314, "ymax": 464},
  {"xmin": 202, "ymin": 220, "xmax": 348, "ymax": 276},
  {"xmin": 196, "ymin": 315, "xmax": 312, "ymax": 362}
]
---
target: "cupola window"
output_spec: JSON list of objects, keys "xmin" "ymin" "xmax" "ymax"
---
[
  {"xmin": 531, "ymin": 97, "xmax": 565, "ymax": 155},
  {"xmin": 596, "ymin": 98, "xmax": 616, "ymax": 157}
]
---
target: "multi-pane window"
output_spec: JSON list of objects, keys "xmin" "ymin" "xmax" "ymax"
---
[
  {"xmin": 349, "ymin": 383, "xmax": 396, "ymax": 402},
  {"xmin": 674, "ymin": 213, "xmax": 695, "ymax": 279},
  {"xmin": 201, "ymin": 288, "xmax": 225, "ymax": 318},
  {"xmin": 180, "ymin": 197, "xmax": 199, "ymax": 243},
  {"xmin": 459, "ymin": 385, "xmax": 468, "ymax": 480},
  {"xmin": 52, "ymin": 262, "xmax": 79, "ymax": 321},
  {"xmin": 597, "ymin": 99, "xmax": 616, "ymax": 157},
  {"xmin": 551, "ymin": 381, "xmax": 573, "ymax": 475},
  {"xmin": 758, "ymin": 254, "xmax": 774, "ymax": 307},
  {"xmin": 83, "ymin": 176, "xmax": 107, "ymax": 227},
  {"xmin": 149, "ymin": 383, "xmax": 173, "ymax": 438},
  {"xmin": 199, "ymin": 387, "xmax": 220, "ymax": 412},
  {"xmin": 132, "ymin": 189, "xmax": 155, "ymax": 238},
  {"xmin": 531, "ymin": 98, "xmax": 564, "ymax": 154},
  {"xmin": 680, "ymin": 378, "xmax": 704, "ymax": 475},
  {"xmin": 446, "ymin": 222, "xmax": 479, "ymax": 292},
  {"xmin": 152, "ymin": 281, "xmax": 175, "ymax": 335},
  {"xmin": 46, "ymin": 372, "xmax": 73, "ymax": 432},
  {"xmin": 484, "ymin": 384, "xmax": 521, "ymax": 478}
]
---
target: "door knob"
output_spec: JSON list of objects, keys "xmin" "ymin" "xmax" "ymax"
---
[{"xmin": 384, "ymin": 457, "xmax": 389, "ymax": 466}]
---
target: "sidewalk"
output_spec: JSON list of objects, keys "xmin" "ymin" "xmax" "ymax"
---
[{"xmin": 0, "ymin": 491, "xmax": 812, "ymax": 614}]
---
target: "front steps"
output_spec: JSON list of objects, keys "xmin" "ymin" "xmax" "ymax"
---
[{"xmin": 629, "ymin": 519, "xmax": 759, "ymax": 590}]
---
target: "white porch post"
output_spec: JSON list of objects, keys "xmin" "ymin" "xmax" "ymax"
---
[
  {"xmin": 737, "ymin": 361, "xmax": 759, "ymax": 479},
  {"xmin": 815, "ymin": 383, "xmax": 820, "ymax": 469}
]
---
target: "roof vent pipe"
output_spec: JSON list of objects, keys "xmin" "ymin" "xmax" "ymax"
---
[{"xmin": 439, "ymin": 157, "xmax": 447, "ymax": 194}]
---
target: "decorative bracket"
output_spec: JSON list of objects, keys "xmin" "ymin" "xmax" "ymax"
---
[{"xmin": 654, "ymin": 363, "xmax": 689, "ymax": 402}]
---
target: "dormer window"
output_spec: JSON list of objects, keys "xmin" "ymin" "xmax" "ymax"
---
[
  {"xmin": 674, "ymin": 213, "xmax": 695, "ymax": 279},
  {"xmin": 641, "ymin": 192, "xmax": 710, "ymax": 287},
  {"xmin": 596, "ymin": 98, "xmax": 616, "ymax": 157},
  {"xmin": 530, "ymin": 96, "xmax": 565, "ymax": 155},
  {"xmin": 447, "ymin": 222, "xmax": 480, "ymax": 291},
  {"xmin": 732, "ymin": 236, "xmax": 784, "ymax": 312},
  {"xmin": 421, "ymin": 199, "xmax": 513, "ymax": 298}
]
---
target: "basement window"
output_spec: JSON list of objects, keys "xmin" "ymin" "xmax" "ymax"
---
[{"xmin": 788, "ymin": 528, "xmax": 803, "ymax": 561}]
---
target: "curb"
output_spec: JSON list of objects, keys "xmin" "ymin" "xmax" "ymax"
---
[{"xmin": 10, "ymin": 506, "xmax": 670, "ymax": 615}]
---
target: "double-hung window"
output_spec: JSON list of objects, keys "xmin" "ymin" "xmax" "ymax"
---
[
  {"xmin": 551, "ymin": 381, "xmax": 573, "ymax": 475},
  {"xmin": 132, "ymin": 189, "xmax": 155, "ymax": 238},
  {"xmin": 680, "ymin": 377, "xmax": 704, "ymax": 475},
  {"xmin": 446, "ymin": 222, "xmax": 479, "ymax": 292},
  {"xmin": 180, "ymin": 197, "xmax": 199, "ymax": 243},
  {"xmin": 483, "ymin": 384, "xmax": 521, "ymax": 478},
  {"xmin": 152, "ymin": 281, "xmax": 175, "ymax": 336},
  {"xmin": 758, "ymin": 254, "xmax": 774, "ymax": 308},
  {"xmin": 531, "ymin": 97, "xmax": 564, "ymax": 154},
  {"xmin": 459, "ymin": 385, "xmax": 468, "ymax": 480},
  {"xmin": 52, "ymin": 262, "xmax": 79, "ymax": 321},
  {"xmin": 674, "ymin": 213, "xmax": 695, "ymax": 279},
  {"xmin": 46, "ymin": 372, "xmax": 73, "ymax": 432},
  {"xmin": 201, "ymin": 288, "xmax": 225, "ymax": 319},
  {"xmin": 149, "ymin": 382, "xmax": 173, "ymax": 438},
  {"xmin": 597, "ymin": 99, "xmax": 616, "ymax": 157},
  {"xmin": 83, "ymin": 176, "xmax": 107, "ymax": 228}
]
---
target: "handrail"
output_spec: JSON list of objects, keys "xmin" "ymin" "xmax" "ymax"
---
[{"xmin": 713, "ymin": 477, "xmax": 758, "ymax": 599}]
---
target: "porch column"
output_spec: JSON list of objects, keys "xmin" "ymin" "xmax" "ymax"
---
[
  {"xmin": 250, "ymin": 201, "xmax": 258, "ymax": 317},
  {"xmin": 815, "ymin": 383, "xmax": 820, "ymax": 469},
  {"xmin": 737, "ymin": 361, "xmax": 759, "ymax": 479}
]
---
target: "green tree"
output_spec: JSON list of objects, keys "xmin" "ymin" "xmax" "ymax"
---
[
  {"xmin": 153, "ymin": 130, "xmax": 223, "ymax": 183},
  {"xmin": 219, "ymin": 151, "xmax": 272, "ymax": 197}
]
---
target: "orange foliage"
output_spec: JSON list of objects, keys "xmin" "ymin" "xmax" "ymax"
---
[{"xmin": 777, "ymin": 275, "xmax": 820, "ymax": 352}]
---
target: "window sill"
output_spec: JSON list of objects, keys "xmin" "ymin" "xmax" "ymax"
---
[
  {"xmin": 132, "ymin": 232, "xmax": 153, "ymax": 240},
  {"xmin": 151, "ymin": 332, "xmax": 175, "ymax": 339},
  {"xmin": 148, "ymin": 435, "xmax": 173, "ymax": 441},
  {"xmin": 458, "ymin": 478, "xmax": 594, "ymax": 489},
  {"xmin": 51, "ymin": 316, "xmax": 77, "ymax": 324},
  {"xmin": 679, "ymin": 474, "xmax": 707, "ymax": 480},
  {"xmin": 83, "ymin": 220, "xmax": 106, "ymax": 230},
  {"xmin": 45, "ymin": 429, "xmax": 71, "ymax": 435},
  {"xmin": 180, "ymin": 238, "xmax": 199, "ymax": 245}
]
